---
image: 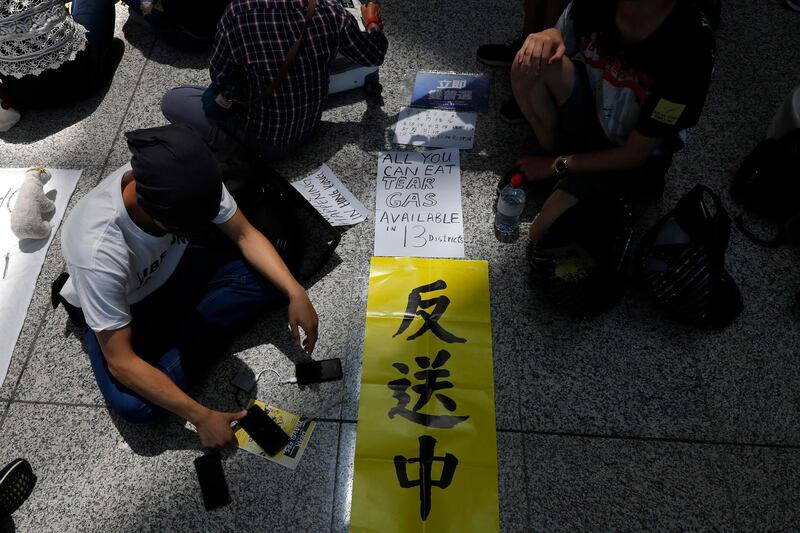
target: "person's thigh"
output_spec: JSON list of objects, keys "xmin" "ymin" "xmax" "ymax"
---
[{"xmin": 555, "ymin": 60, "xmax": 613, "ymax": 154}]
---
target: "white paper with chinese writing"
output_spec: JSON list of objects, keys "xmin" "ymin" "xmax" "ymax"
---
[
  {"xmin": 374, "ymin": 149, "xmax": 464, "ymax": 258},
  {"xmin": 291, "ymin": 164, "xmax": 369, "ymax": 227},
  {"xmin": 0, "ymin": 168, "xmax": 82, "ymax": 387},
  {"xmin": 393, "ymin": 107, "xmax": 476, "ymax": 150}
]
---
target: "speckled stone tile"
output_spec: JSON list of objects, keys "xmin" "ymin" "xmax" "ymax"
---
[
  {"xmin": 105, "ymin": 39, "xmax": 211, "ymax": 169},
  {"xmin": 717, "ymin": 444, "xmax": 800, "ymax": 529},
  {"xmin": 331, "ymin": 422, "xmax": 529, "ymax": 533},
  {"xmin": 0, "ymin": 403, "xmax": 172, "ymax": 533},
  {"xmin": 0, "ymin": 5, "xmax": 155, "ymax": 168},
  {"xmin": 523, "ymin": 433, "xmax": 737, "ymax": 530},
  {"xmin": 223, "ymin": 420, "xmax": 339, "ymax": 532},
  {"xmin": 0, "ymin": 166, "xmax": 105, "ymax": 400},
  {"xmin": 0, "ymin": 402, "xmax": 339, "ymax": 533}
]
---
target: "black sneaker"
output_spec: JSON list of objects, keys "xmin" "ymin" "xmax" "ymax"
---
[
  {"xmin": 499, "ymin": 98, "xmax": 526, "ymax": 125},
  {"xmin": 477, "ymin": 36, "xmax": 525, "ymax": 68},
  {"xmin": 0, "ymin": 459, "xmax": 36, "ymax": 517}
]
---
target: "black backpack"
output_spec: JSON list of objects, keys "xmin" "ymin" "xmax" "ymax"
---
[
  {"xmin": 634, "ymin": 185, "xmax": 742, "ymax": 328},
  {"xmin": 731, "ymin": 128, "xmax": 800, "ymax": 247},
  {"xmin": 223, "ymin": 163, "xmax": 341, "ymax": 282},
  {"xmin": 528, "ymin": 196, "xmax": 634, "ymax": 319}
]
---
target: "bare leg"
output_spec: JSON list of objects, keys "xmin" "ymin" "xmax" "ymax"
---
[
  {"xmin": 511, "ymin": 55, "xmax": 575, "ymax": 153},
  {"xmin": 529, "ymin": 189, "xmax": 579, "ymax": 242}
]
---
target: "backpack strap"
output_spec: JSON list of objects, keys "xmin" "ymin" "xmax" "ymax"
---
[{"xmin": 233, "ymin": 0, "xmax": 317, "ymax": 106}]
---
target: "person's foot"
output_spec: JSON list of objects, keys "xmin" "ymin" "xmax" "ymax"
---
[
  {"xmin": 477, "ymin": 36, "xmax": 525, "ymax": 68},
  {"xmin": 0, "ymin": 459, "xmax": 36, "ymax": 516},
  {"xmin": 499, "ymin": 98, "xmax": 526, "ymax": 125}
]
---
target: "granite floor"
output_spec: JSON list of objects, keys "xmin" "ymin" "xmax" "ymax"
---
[{"xmin": 1, "ymin": 1, "xmax": 800, "ymax": 532}]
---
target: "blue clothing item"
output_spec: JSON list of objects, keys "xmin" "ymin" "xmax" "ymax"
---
[
  {"xmin": 71, "ymin": 0, "xmax": 116, "ymax": 47},
  {"xmin": 72, "ymin": 245, "xmax": 278, "ymax": 423},
  {"xmin": 161, "ymin": 85, "xmax": 303, "ymax": 161}
]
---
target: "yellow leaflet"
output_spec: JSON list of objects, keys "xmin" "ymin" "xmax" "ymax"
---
[
  {"xmin": 651, "ymin": 98, "xmax": 686, "ymax": 126},
  {"xmin": 351, "ymin": 257, "xmax": 499, "ymax": 533}
]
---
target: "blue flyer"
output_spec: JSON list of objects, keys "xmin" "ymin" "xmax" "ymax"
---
[{"xmin": 410, "ymin": 72, "xmax": 490, "ymax": 111}]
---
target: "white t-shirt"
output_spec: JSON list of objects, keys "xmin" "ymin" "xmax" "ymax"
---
[{"xmin": 60, "ymin": 164, "xmax": 238, "ymax": 332}]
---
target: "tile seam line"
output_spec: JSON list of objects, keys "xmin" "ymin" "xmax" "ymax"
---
[
  {"xmin": 328, "ymin": 420, "xmax": 345, "ymax": 533},
  {"xmin": 8, "ymin": 398, "xmax": 107, "ymax": 409},
  {"xmin": 497, "ymin": 427, "xmax": 800, "ymax": 450},
  {"xmin": 97, "ymin": 37, "xmax": 158, "ymax": 171},
  {"xmin": 5, "ymin": 261, "xmax": 62, "ymax": 409}
]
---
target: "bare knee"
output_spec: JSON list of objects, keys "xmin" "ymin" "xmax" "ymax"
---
[
  {"xmin": 511, "ymin": 56, "xmax": 575, "ymax": 106},
  {"xmin": 529, "ymin": 189, "xmax": 579, "ymax": 242}
]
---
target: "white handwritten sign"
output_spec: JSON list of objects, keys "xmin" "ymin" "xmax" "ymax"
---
[
  {"xmin": 393, "ymin": 107, "xmax": 476, "ymax": 150},
  {"xmin": 292, "ymin": 164, "xmax": 369, "ymax": 227},
  {"xmin": 374, "ymin": 149, "xmax": 464, "ymax": 258}
]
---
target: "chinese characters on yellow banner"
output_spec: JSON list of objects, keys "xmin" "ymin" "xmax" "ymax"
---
[{"xmin": 351, "ymin": 257, "xmax": 499, "ymax": 533}]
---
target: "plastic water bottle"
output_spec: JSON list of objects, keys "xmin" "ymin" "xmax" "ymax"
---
[{"xmin": 494, "ymin": 173, "xmax": 526, "ymax": 240}]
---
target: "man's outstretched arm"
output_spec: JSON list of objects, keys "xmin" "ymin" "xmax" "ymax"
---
[
  {"xmin": 219, "ymin": 209, "xmax": 319, "ymax": 354},
  {"xmin": 96, "ymin": 326, "xmax": 245, "ymax": 448}
]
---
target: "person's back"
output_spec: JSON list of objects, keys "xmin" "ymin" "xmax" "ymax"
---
[{"xmin": 210, "ymin": 0, "xmax": 388, "ymax": 147}]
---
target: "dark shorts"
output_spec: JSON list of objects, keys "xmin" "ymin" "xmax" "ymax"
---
[{"xmin": 548, "ymin": 61, "xmax": 672, "ymax": 202}]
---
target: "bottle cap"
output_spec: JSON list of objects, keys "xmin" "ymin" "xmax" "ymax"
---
[{"xmin": 510, "ymin": 173, "xmax": 524, "ymax": 188}]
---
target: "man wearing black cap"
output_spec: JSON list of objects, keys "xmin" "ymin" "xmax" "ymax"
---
[{"xmin": 58, "ymin": 124, "xmax": 318, "ymax": 448}]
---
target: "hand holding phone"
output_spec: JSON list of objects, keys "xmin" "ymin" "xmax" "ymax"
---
[
  {"xmin": 295, "ymin": 358, "xmax": 343, "ymax": 385},
  {"xmin": 237, "ymin": 405, "xmax": 290, "ymax": 456}
]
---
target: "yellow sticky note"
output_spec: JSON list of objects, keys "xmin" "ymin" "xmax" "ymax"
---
[{"xmin": 651, "ymin": 98, "xmax": 687, "ymax": 126}]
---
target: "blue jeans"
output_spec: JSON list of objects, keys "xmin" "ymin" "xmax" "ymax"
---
[
  {"xmin": 71, "ymin": 0, "xmax": 116, "ymax": 47},
  {"xmin": 160, "ymin": 86, "xmax": 303, "ymax": 161},
  {"xmin": 72, "ymin": 246, "xmax": 278, "ymax": 423}
]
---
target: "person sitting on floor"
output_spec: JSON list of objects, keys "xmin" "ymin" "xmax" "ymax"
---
[
  {"xmin": 55, "ymin": 124, "xmax": 319, "ymax": 449},
  {"xmin": 476, "ymin": 0, "xmax": 718, "ymax": 79},
  {"xmin": 0, "ymin": 0, "xmax": 123, "ymax": 131},
  {"xmin": 505, "ymin": 0, "xmax": 715, "ymax": 242},
  {"xmin": 160, "ymin": 0, "xmax": 388, "ymax": 162}
]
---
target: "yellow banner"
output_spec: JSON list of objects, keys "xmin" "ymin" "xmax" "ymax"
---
[{"xmin": 351, "ymin": 257, "xmax": 499, "ymax": 533}]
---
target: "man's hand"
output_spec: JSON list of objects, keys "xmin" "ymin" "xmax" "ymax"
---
[
  {"xmin": 361, "ymin": 1, "xmax": 382, "ymax": 29},
  {"xmin": 195, "ymin": 408, "xmax": 247, "ymax": 449},
  {"xmin": 288, "ymin": 288, "xmax": 319, "ymax": 354},
  {"xmin": 519, "ymin": 156, "xmax": 557, "ymax": 181},
  {"xmin": 514, "ymin": 28, "xmax": 566, "ymax": 76}
]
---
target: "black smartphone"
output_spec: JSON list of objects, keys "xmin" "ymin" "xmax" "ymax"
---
[
  {"xmin": 237, "ymin": 404, "xmax": 290, "ymax": 456},
  {"xmin": 295, "ymin": 358, "xmax": 343, "ymax": 385},
  {"xmin": 194, "ymin": 451, "xmax": 231, "ymax": 511}
]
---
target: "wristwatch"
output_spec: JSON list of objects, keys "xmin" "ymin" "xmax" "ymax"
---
[{"xmin": 554, "ymin": 156, "xmax": 570, "ymax": 176}]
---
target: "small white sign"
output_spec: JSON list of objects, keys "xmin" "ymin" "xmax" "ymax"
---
[
  {"xmin": 374, "ymin": 148, "xmax": 464, "ymax": 258},
  {"xmin": 393, "ymin": 107, "xmax": 477, "ymax": 150},
  {"xmin": 292, "ymin": 164, "xmax": 369, "ymax": 227}
]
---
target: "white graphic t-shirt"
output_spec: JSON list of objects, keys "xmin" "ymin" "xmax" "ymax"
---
[{"xmin": 60, "ymin": 164, "xmax": 237, "ymax": 332}]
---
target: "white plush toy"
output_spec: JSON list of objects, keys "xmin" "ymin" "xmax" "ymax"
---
[{"xmin": 10, "ymin": 166, "xmax": 56, "ymax": 240}]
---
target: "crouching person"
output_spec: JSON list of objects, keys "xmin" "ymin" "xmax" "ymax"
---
[
  {"xmin": 56, "ymin": 124, "xmax": 318, "ymax": 448},
  {"xmin": 507, "ymin": 0, "xmax": 715, "ymax": 243}
]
